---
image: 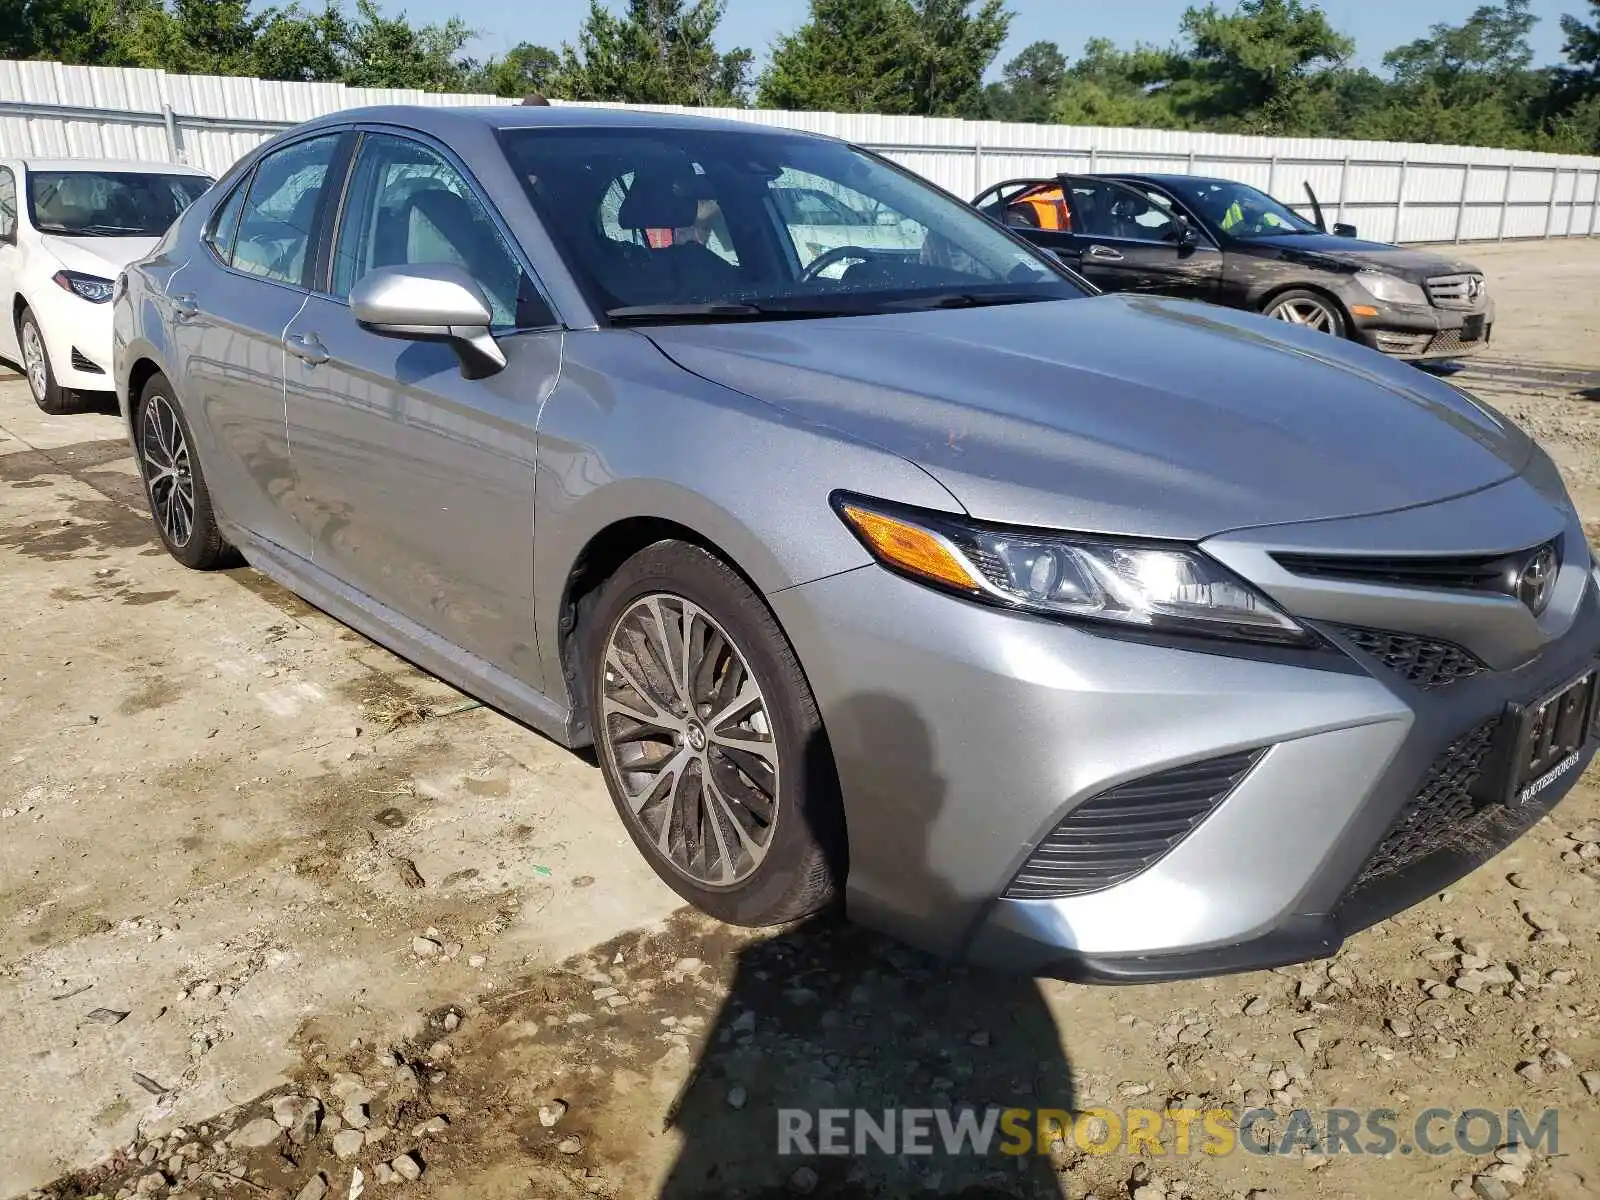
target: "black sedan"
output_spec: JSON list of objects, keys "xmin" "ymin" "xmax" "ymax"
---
[{"xmin": 974, "ymin": 173, "xmax": 1493, "ymax": 361}]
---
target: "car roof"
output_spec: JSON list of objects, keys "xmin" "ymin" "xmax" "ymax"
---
[
  {"xmin": 1100, "ymin": 173, "xmax": 1240, "ymax": 189},
  {"xmin": 11, "ymin": 157, "xmax": 213, "ymax": 177},
  {"xmin": 296, "ymin": 103, "xmax": 828, "ymax": 141}
]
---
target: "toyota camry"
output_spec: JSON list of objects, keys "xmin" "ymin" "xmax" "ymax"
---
[{"xmin": 114, "ymin": 105, "xmax": 1599, "ymax": 980}]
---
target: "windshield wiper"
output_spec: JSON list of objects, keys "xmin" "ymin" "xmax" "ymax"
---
[
  {"xmin": 872, "ymin": 291, "xmax": 1057, "ymax": 312},
  {"xmin": 606, "ymin": 301, "xmax": 870, "ymax": 325},
  {"xmin": 34, "ymin": 222, "xmax": 152, "ymax": 236}
]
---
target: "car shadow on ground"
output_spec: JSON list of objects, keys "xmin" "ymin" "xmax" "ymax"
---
[{"xmin": 654, "ymin": 693, "xmax": 1076, "ymax": 1199}]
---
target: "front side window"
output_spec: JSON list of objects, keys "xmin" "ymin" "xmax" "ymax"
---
[
  {"xmin": 501, "ymin": 127, "xmax": 1082, "ymax": 318},
  {"xmin": 1167, "ymin": 179, "xmax": 1319, "ymax": 240},
  {"xmin": 1068, "ymin": 180, "xmax": 1178, "ymax": 243},
  {"xmin": 25, "ymin": 170, "xmax": 210, "ymax": 238},
  {"xmin": 231, "ymin": 135, "xmax": 342, "ymax": 286},
  {"xmin": 331, "ymin": 133, "xmax": 543, "ymax": 329},
  {"xmin": 0, "ymin": 168, "xmax": 16, "ymax": 241}
]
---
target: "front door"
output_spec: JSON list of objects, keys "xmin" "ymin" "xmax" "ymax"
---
[
  {"xmin": 1061, "ymin": 177, "xmax": 1223, "ymax": 301},
  {"xmin": 283, "ymin": 130, "xmax": 560, "ymax": 684},
  {"xmin": 0, "ymin": 166, "xmax": 22, "ymax": 365},
  {"xmin": 168, "ymin": 133, "xmax": 350, "ymax": 562}
]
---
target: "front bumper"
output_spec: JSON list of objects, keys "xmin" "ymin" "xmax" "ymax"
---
[
  {"xmin": 771, "ymin": 477, "xmax": 1598, "ymax": 980},
  {"xmin": 1350, "ymin": 297, "xmax": 1495, "ymax": 361},
  {"xmin": 30, "ymin": 283, "xmax": 116, "ymax": 392}
]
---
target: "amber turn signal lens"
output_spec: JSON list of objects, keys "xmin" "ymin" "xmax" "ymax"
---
[
  {"xmin": 839, "ymin": 505, "xmax": 980, "ymax": 592},
  {"xmin": 1350, "ymin": 305, "xmax": 1380, "ymax": 318}
]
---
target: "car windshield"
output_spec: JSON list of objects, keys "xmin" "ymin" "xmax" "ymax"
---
[
  {"xmin": 499, "ymin": 127, "xmax": 1084, "ymax": 320},
  {"xmin": 27, "ymin": 170, "xmax": 211, "ymax": 237},
  {"xmin": 1164, "ymin": 179, "xmax": 1320, "ymax": 240}
]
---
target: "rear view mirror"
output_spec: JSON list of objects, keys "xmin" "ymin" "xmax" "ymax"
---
[
  {"xmin": 1333, "ymin": 223, "xmax": 1358, "ymax": 238},
  {"xmin": 350, "ymin": 264, "xmax": 506, "ymax": 379}
]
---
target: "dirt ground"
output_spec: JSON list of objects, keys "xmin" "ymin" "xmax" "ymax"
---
[{"xmin": 3, "ymin": 237, "xmax": 1600, "ymax": 1200}]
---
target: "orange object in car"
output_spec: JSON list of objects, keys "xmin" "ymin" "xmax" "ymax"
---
[{"xmin": 1009, "ymin": 183, "xmax": 1071, "ymax": 232}]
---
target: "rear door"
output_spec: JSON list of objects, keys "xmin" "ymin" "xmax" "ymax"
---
[
  {"xmin": 282, "ymin": 129, "xmax": 560, "ymax": 683},
  {"xmin": 1061, "ymin": 177, "xmax": 1222, "ymax": 301},
  {"xmin": 166, "ymin": 132, "xmax": 351, "ymax": 561}
]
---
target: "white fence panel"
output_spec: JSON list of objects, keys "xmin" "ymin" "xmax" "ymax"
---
[{"xmin": 1, "ymin": 60, "xmax": 1598, "ymax": 244}]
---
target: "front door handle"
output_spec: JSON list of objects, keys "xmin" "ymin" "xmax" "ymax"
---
[
  {"xmin": 1086, "ymin": 244, "xmax": 1125, "ymax": 262},
  {"xmin": 285, "ymin": 332, "xmax": 329, "ymax": 366},
  {"xmin": 171, "ymin": 292, "xmax": 198, "ymax": 320}
]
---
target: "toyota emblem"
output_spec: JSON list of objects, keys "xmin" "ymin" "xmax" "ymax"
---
[{"xmin": 1515, "ymin": 544, "xmax": 1558, "ymax": 615}]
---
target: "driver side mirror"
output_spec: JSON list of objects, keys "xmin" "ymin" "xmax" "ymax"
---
[
  {"xmin": 1333, "ymin": 222, "xmax": 1358, "ymax": 238},
  {"xmin": 1172, "ymin": 214, "xmax": 1199, "ymax": 248},
  {"xmin": 350, "ymin": 264, "xmax": 506, "ymax": 380}
]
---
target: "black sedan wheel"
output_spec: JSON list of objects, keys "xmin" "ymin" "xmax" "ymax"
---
[
  {"xmin": 587, "ymin": 540, "xmax": 845, "ymax": 926},
  {"xmin": 1264, "ymin": 289, "xmax": 1346, "ymax": 337}
]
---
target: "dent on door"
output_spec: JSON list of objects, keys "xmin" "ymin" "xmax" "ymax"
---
[{"xmin": 282, "ymin": 295, "xmax": 559, "ymax": 684}]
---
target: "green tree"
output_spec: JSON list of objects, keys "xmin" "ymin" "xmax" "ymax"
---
[
  {"xmin": 553, "ymin": 0, "xmax": 752, "ymax": 106},
  {"xmin": 1053, "ymin": 36, "xmax": 1182, "ymax": 128},
  {"xmin": 1160, "ymin": 0, "xmax": 1355, "ymax": 133},
  {"xmin": 760, "ymin": 0, "xmax": 1008, "ymax": 116},
  {"xmin": 466, "ymin": 41, "xmax": 561, "ymax": 97},
  {"xmin": 337, "ymin": 0, "xmax": 473, "ymax": 90},
  {"xmin": 759, "ymin": 0, "xmax": 913, "ymax": 112}
]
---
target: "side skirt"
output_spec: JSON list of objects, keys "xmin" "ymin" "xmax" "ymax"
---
[{"xmin": 222, "ymin": 521, "xmax": 580, "ymax": 749}]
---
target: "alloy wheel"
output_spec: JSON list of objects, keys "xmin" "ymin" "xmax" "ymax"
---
[
  {"xmin": 140, "ymin": 394, "xmax": 196, "ymax": 549},
  {"xmin": 1267, "ymin": 296, "xmax": 1337, "ymax": 332},
  {"xmin": 599, "ymin": 594, "xmax": 780, "ymax": 888},
  {"xmin": 21, "ymin": 320, "xmax": 47, "ymax": 402}
]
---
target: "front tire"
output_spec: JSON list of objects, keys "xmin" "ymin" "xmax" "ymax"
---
[
  {"xmin": 585, "ymin": 540, "xmax": 845, "ymax": 926},
  {"xmin": 135, "ymin": 373, "xmax": 233, "ymax": 569},
  {"xmin": 19, "ymin": 308, "xmax": 73, "ymax": 414},
  {"xmin": 1263, "ymin": 289, "xmax": 1347, "ymax": 338}
]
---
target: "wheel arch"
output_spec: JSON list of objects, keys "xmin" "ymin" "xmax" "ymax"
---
[{"xmin": 1254, "ymin": 281, "xmax": 1356, "ymax": 338}]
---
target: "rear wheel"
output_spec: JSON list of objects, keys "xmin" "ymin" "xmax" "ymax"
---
[
  {"xmin": 1263, "ymin": 289, "xmax": 1346, "ymax": 337},
  {"xmin": 586, "ymin": 540, "xmax": 844, "ymax": 926},
  {"xmin": 136, "ymin": 373, "xmax": 233, "ymax": 569},
  {"xmin": 19, "ymin": 308, "xmax": 73, "ymax": 414}
]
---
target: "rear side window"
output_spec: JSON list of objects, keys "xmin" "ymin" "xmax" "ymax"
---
[
  {"xmin": 230, "ymin": 135, "xmax": 343, "ymax": 286},
  {"xmin": 205, "ymin": 174, "xmax": 249, "ymax": 263}
]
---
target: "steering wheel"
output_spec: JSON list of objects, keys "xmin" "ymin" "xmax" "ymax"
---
[{"xmin": 799, "ymin": 245, "xmax": 885, "ymax": 282}]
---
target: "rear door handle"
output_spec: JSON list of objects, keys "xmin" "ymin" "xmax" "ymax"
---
[
  {"xmin": 171, "ymin": 293, "xmax": 198, "ymax": 320},
  {"xmin": 285, "ymin": 332, "xmax": 329, "ymax": 366},
  {"xmin": 1086, "ymin": 244, "xmax": 1125, "ymax": 262}
]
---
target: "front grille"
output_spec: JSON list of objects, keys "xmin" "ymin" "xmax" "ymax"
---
[
  {"xmin": 1004, "ymin": 749, "xmax": 1264, "ymax": 900},
  {"xmin": 1274, "ymin": 547, "xmax": 1537, "ymax": 594},
  {"xmin": 1348, "ymin": 720, "xmax": 1498, "ymax": 889},
  {"xmin": 70, "ymin": 347, "xmax": 105, "ymax": 374},
  {"xmin": 1335, "ymin": 626, "xmax": 1485, "ymax": 689},
  {"xmin": 1425, "ymin": 273, "xmax": 1487, "ymax": 310}
]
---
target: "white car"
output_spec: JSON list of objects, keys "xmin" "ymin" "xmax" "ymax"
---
[{"xmin": 0, "ymin": 157, "xmax": 212, "ymax": 412}]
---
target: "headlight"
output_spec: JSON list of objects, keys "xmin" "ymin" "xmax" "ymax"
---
[
  {"xmin": 833, "ymin": 494, "xmax": 1309, "ymax": 645},
  {"xmin": 53, "ymin": 270, "xmax": 115, "ymax": 303},
  {"xmin": 1355, "ymin": 269, "xmax": 1427, "ymax": 307}
]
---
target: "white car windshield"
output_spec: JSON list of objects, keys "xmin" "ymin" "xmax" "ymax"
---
[
  {"xmin": 28, "ymin": 170, "xmax": 211, "ymax": 237},
  {"xmin": 499, "ymin": 127, "xmax": 1085, "ymax": 320}
]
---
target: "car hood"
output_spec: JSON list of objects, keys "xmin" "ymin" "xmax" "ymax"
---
[
  {"xmin": 1236, "ymin": 233, "xmax": 1480, "ymax": 280},
  {"xmin": 644, "ymin": 294, "xmax": 1530, "ymax": 540},
  {"xmin": 40, "ymin": 234, "xmax": 162, "ymax": 277}
]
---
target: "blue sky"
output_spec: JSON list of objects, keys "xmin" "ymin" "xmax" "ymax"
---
[{"xmin": 437, "ymin": 0, "xmax": 1580, "ymax": 74}]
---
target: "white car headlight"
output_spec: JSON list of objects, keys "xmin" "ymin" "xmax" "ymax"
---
[
  {"xmin": 53, "ymin": 270, "xmax": 115, "ymax": 304},
  {"xmin": 1355, "ymin": 269, "xmax": 1428, "ymax": 307},
  {"xmin": 834, "ymin": 494, "xmax": 1310, "ymax": 646}
]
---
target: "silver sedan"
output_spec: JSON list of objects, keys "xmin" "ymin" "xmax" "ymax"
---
[{"xmin": 114, "ymin": 104, "xmax": 1600, "ymax": 980}]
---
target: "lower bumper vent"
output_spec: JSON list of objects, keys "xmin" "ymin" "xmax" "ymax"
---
[
  {"xmin": 1004, "ymin": 749, "xmax": 1265, "ymax": 900},
  {"xmin": 1335, "ymin": 626, "xmax": 1485, "ymax": 689},
  {"xmin": 1348, "ymin": 720, "xmax": 1497, "ymax": 890},
  {"xmin": 70, "ymin": 347, "xmax": 105, "ymax": 374}
]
